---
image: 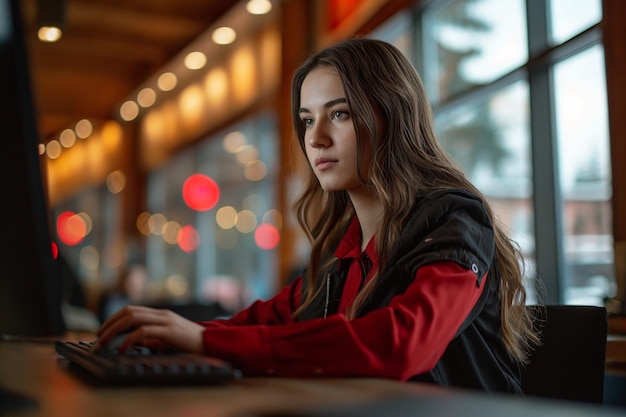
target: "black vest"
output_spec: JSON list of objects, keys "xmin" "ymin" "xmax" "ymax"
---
[{"xmin": 298, "ymin": 189, "xmax": 522, "ymax": 393}]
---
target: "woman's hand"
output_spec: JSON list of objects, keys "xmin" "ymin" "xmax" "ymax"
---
[{"xmin": 94, "ymin": 305, "xmax": 205, "ymax": 354}]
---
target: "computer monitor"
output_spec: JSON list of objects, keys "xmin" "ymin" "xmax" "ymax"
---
[{"xmin": 0, "ymin": 0, "xmax": 66, "ymax": 337}]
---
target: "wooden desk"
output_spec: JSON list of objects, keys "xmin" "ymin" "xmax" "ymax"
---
[
  {"xmin": 1, "ymin": 340, "xmax": 624, "ymax": 417},
  {"xmin": 607, "ymin": 335, "xmax": 626, "ymax": 371},
  {"xmin": 607, "ymin": 314, "xmax": 626, "ymax": 374}
]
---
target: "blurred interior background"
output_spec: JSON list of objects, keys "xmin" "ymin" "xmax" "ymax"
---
[{"xmin": 17, "ymin": 0, "xmax": 625, "ymax": 323}]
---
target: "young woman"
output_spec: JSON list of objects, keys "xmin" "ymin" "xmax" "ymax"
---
[{"xmin": 95, "ymin": 38, "xmax": 538, "ymax": 393}]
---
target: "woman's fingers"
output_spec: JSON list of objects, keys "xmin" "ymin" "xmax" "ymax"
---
[
  {"xmin": 95, "ymin": 305, "xmax": 168, "ymax": 349},
  {"xmin": 121, "ymin": 311, "xmax": 205, "ymax": 354},
  {"xmin": 96, "ymin": 305, "xmax": 147, "ymax": 337},
  {"xmin": 93, "ymin": 305, "xmax": 205, "ymax": 355}
]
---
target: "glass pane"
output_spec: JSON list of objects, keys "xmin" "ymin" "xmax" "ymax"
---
[
  {"xmin": 52, "ymin": 185, "xmax": 124, "ymax": 313},
  {"xmin": 436, "ymin": 81, "xmax": 537, "ymax": 301},
  {"xmin": 553, "ymin": 45, "xmax": 614, "ymax": 306},
  {"xmin": 196, "ymin": 113, "xmax": 279, "ymax": 310},
  {"xmin": 144, "ymin": 113, "xmax": 279, "ymax": 314},
  {"xmin": 423, "ymin": 0, "xmax": 527, "ymax": 103},
  {"xmin": 369, "ymin": 11, "xmax": 414, "ymax": 61},
  {"xmin": 145, "ymin": 149, "xmax": 198, "ymax": 305},
  {"xmin": 549, "ymin": 0, "xmax": 602, "ymax": 45}
]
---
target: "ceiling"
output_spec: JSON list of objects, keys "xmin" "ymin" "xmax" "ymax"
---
[{"xmin": 20, "ymin": 0, "xmax": 240, "ymax": 142}]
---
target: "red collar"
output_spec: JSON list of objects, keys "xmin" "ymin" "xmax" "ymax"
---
[{"xmin": 334, "ymin": 216, "xmax": 378, "ymax": 264}]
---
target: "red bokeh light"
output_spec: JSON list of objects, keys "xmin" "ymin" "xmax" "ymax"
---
[
  {"xmin": 182, "ymin": 174, "xmax": 220, "ymax": 211},
  {"xmin": 51, "ymin": 241, "xmax": 59, "ymax": 259},
  {"xmin": 254, "ymin": 223, "xmax": 280, "ymax": 250},
  {"xmin": 56, "ymin": 211, "xmax": 87, "ymax": 246},
  {"xmin": 177, "ymin": 225, "xmax": 200, "ymax": 253}
]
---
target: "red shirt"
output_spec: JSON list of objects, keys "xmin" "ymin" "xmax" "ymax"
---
[{"xmin": 199, "ymin": 218, "xmax": 486, "ymax": 380}]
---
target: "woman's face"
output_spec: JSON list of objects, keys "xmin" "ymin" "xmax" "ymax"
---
[{"xmin": 299, "ymin": 66, "xmax": 368, "ymax": 193}]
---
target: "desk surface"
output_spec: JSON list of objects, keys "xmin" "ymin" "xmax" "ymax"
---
[{"xmin": 1, "ymin": 340, "xmax": 624, "ymax": 417}]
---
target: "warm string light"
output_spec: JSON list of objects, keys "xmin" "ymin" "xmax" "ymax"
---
[
  {"xmin": 40, "ymin": 119, "xmax": 93, "ymax": 159},
  {"xmin": 115, "ymin": 1, "xmax": 274, "ymax": 123},
  {"xmin": 44, "ymin": 2, "xmax": 279, "ymax": 256},
  {"xmin": 38, "ymin": 26, "xmax": 62, "ymax": 42},
  {"xmin": 246, "ymin": 0, "xmax": 272, "ymax": 15},
  {"xmin": 36, "ymin": 0, "xmax": 67, "ymax": 43},
  {"xmin": 212, "ymin": 27, "xmax": 237, "ymax": 45},
  {"xmin": 43, "ymin": 1, "xmax": 276, "ymax": 142}
]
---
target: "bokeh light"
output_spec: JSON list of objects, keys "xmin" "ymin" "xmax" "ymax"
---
[
  {"xmin": 157, "ymin": 72, "xmax": 177, "ymax": 91},
  {"xmin": 165, "ymin": 274, "xmax": 189, "ymax": 297},
  {"xmin": 212, "ymin": 27, "xmax": 236, "ymax": 45},
  {"xmin": 262, "ymin": 209, "xmax": 283, "ymax": 229},
  {"xmin": 162, "ymin": 221, "xmax": 182, "ymax": 244},
  {"xmin": 46, "ymin": 140, "xmax": 62, "ymax": 159},
  {"xmin": 80, "ymin": 245, "xmax": 100, "ymax": 271},
  {"xmin": 59, "ymin": 129, "xmax": 76, "ymax": 148},
  {"xmin": 148, "ymin": 213, "xmax": 167, "ymax": 235},
  {"xmin": 57, "ymin": 211, "xmax": 87, "ymax": 246},
  {"xmin": 136, "ymin": 212, "xmax": 151, "ymax": 236},
  {"xmin": 254, "ymin": 223, "xmax": 280, "ymax": 250},
  {"xmin": 246, "ymin": 0, "xmax": 272, "ymax": 15},
  {"xmin": 223, "ymin": 131, "xmax": 246, "ymax": 153},
  {"xmin": 235, "ymin": 144, "xmax": 259, "ymax": 165},
  {"xmin": 184, "ymin": 51, "xmax": 207, "ymax": 70},
  {"xmin": 51, "ymin": 241, "xmax": 59, "ymax": 259},
  {"xmin": 38, "ymin": 26, "xmax": 62, "ymax": 42},
  {"xmin": 235, "ymin": 209, "xmax": 257, "ymax": 233},
  {"xmin": 120, "ymin": 100, "xmax": 139, "ymax": 121},
  {"xmin": 177, "ymin": 225, "xmax": 200, "ymax": 252},
  {"xmin": 216, "ymin": 206, "xmax": 238, "ymax": 229},
  {"xmin": 77, "ymin": 212, "xmax": 93, "ymax": 235},
  {"xmin": 137, "ymin": 87, "xmax": 157, "ymax": 108},
  {"xmin": 106, "ymin": 169, "xmax": 126, "ymax": 194},
  {"xmin": 244, "ymin": 160, "xmax": 267, "ymax": 181},
  {"xmin": 75, "ymin": 119, "xmax": 93, "ymax": 139},
  {"xmin": 182, "ymin": 174, "xmax": 220, "ymax": 211}
]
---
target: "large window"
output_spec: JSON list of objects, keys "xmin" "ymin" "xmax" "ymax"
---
[
  {"xmin": 54, "ymin": 115, "xmax": 281, "ymax": 319},
  {"xmin": 553, "ymin": 44, "xmax": 612, "ymax": 304},
  {"xmin": 53, "ymin": 182, "xmax": 125, "ymax": 312},
  {"xmin": 420, "ymin": 0, "xmax": 537, "ymax": 298},
  {"xmin": 423, "ymin": 0, "xmax": 528, "ymax": 103},
  {"xmin": 373, "ymin": 0, "xmax": 612, "ymax": 305},
  {"xmin": 143, "ymin": 113, "xmax": 279, "ymax": 313}
]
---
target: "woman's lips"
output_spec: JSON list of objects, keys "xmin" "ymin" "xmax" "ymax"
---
[{"xmin": 315, "ymin": 157, "xmax": 337, "ymax": 171}]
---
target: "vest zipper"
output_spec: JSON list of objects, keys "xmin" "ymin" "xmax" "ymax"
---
[{"xmin": 323, "ymin": 273, "xmax": 330, "ymax": 319}]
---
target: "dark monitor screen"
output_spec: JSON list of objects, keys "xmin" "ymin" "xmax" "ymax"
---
[{"xmin": 0, "ymin": 0, "xmax": 66, "ymax": 337}]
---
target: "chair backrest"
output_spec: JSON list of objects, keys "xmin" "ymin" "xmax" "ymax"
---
[{"xmin": 521, "ymin": 305, "xmax": 608, "ymax": 403}]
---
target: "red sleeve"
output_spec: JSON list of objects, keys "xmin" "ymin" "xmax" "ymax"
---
[
  {"xmin": 197, "ymin": 278, "xmax": 302, "ymax": 328},
  {"xmin": 201, "ymin": 262, "xmax": 486, "ymax": 380}
]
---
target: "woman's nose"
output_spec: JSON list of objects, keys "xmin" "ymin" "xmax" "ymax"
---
[{"xmin": 308, "ymin": 122, "xmax": 331, "ymax": 148}]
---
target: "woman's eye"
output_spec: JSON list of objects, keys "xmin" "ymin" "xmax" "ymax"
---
[
  {"xmin": 331, "ymin": 110, "xmax": 348, "ymax": 120},
  {"xmin": 301, "ymin": 117, "xmax": 313, "ymax": 128}
]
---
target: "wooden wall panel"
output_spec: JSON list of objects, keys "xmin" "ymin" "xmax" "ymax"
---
[{"xmin": 603, "ymin": 0, "xmax": 626, "ymax": 307}]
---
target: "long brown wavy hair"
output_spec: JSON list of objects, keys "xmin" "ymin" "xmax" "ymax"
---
[{"xmin": 290, "ymin": 38, "xmax": 538, "ymax": 363}]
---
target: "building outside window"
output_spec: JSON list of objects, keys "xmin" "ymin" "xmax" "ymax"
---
[{"xmin": 372, "ymin": 0, "xmax": 612, "ymax": 305}]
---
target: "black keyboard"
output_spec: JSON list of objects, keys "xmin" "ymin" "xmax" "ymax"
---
[{"xmin": 55, "ymin": 340, "xmax": 241, "ymax": 386}]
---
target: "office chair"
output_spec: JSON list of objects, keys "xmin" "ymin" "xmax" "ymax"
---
[{"xmin": 521, "ymin": 305, "xmax": 608, "ymax": 403}]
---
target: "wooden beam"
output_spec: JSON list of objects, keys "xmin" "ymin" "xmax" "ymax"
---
[
  {"xmin": 28, "ymin": 37, "xmax": 168, "ymax": 66},
  {"xmin": 603, "ymin": 0, "xmax": 626, "ymax": 308},
  {"xmin": 64, "ymin": 2, "xmax": 209, "ymax": 45}
]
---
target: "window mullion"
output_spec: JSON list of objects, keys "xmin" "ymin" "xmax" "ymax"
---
[{"xmin": 526, "ymin": 0, "xmax": 565, "ymax": 303}]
